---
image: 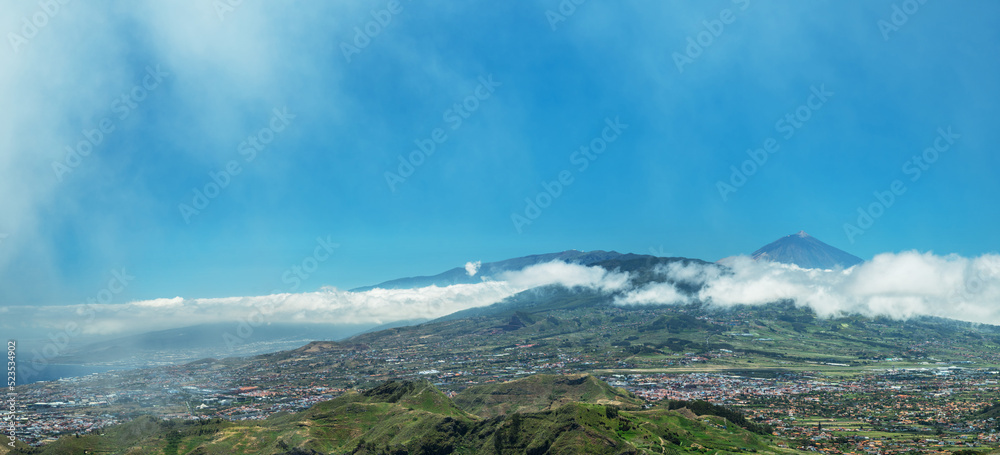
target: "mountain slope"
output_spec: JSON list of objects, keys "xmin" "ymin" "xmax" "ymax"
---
[
  {"xmin": 751, "ymin": 230, "xmax": 863, "ymax": 269},
  {"xmin": 350, "ymin": 249, "xmax": 631, "ymax": 291},
  {"xmin": 434, "ymin": 255, "xmax": 714, "ymax": 323}
]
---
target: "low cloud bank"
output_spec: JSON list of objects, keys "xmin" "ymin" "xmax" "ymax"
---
[
  {"xmin": 11, "ymin": 281, "xmax": 516, "ymax": 337},
  {"xmin": 9, "ymin": 252, "xmax": 1000, "ymax": 340},
  {"xmin": 10, "ymin": 261, "xmax": 622, "ymax": 338},
  {"xmin": 616, "ymin": 251, "xmax": 1000, "ymax": 325}
]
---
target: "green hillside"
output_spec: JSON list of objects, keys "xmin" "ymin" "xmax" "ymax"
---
[
  {"xmin": 454, "ymin": 373, "xmax": 642, "ymax": 418},
  {"xmin": 9, "ymin": 375, "xmax": 797, "ymax": 455}
]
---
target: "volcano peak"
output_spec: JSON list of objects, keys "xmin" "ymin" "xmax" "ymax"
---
[{"xmin": 752, "ymin": 231, "xmax": 862, "ymax": 269}]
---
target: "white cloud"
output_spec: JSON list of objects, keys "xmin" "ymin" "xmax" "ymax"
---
[
  {"xmin": 499, "ymin": 261, "xmax": 630, "ymax": 292},
  {"xmin": 620, "ymin": 251, "xmax": 1000, "ymax": 325},
  {"xmin": 130, "ymin": 297, "xmax": 185, "ymax": 308},
  {"xmin": 465, "ymin": 260, "xmax": 481, "ymax": 277},
  {"xmin": 616, "ymin": 281, "xmax": 687, "ymax": 306}
]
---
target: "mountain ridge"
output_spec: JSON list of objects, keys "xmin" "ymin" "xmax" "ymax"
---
[{"xmin": 349, "ymin": 249, "xmax": 631, "ymax": 292}]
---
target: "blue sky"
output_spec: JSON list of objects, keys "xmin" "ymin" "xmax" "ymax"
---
[{"xmin": 1, "ymin": 1, "xmax": 998, "ymax": 307}]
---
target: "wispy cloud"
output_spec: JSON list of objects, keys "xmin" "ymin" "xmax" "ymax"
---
[{"xmin": 0, "ymin": 2, "xmax": 354, "ymax": 303}]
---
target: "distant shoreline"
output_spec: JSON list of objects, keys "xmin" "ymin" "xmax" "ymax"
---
[{"xmin": 17, "ymin": 364, "xmax": 124, "ymax": 385}]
